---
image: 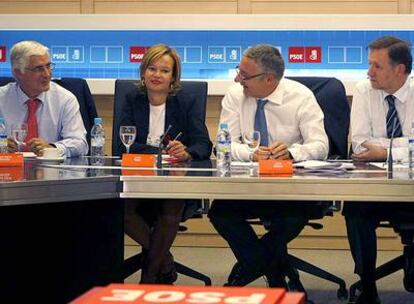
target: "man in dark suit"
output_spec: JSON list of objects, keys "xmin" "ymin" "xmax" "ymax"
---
[{"xmin": 344, "ymin": 35, "xmax": 414, "ymax": 304}]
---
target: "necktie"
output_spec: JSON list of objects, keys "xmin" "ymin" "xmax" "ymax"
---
[
  {"xmin": 254, "ymin": 99, "xmax": 269, "ymax": 146},
  {"xmin": 26, "ymin": 99, "xmax": 40, "ymax": 144},
  {"xmin": 385, "ymin": 95, "xmax": 403, "ymax": 138}
]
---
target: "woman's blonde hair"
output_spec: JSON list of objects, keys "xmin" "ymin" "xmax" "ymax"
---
[{"xmin": 138, "ymin": 44, "xmax": 181, "ymax": 95}]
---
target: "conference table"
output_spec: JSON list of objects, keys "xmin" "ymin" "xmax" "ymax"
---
[{"xmin": 0, "ymin": 156, "xmax": 413, "ymax": 303}]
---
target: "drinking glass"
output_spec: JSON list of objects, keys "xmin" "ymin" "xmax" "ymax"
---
[
  {"xmin": 11, "ymin": 123, "xmax": 28, "ymax": 152},
  {"xmin": 119, "ymin": 126, "xmax": 136, "ymax": 154},
  {"xmin": 243, "ymin": 130, "xmax": 260, "ymax": 174}
]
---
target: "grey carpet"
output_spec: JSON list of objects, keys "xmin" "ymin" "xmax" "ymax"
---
[{"xmin": 125, "ymin": 246, "xmax": 414, "ymax": 304}]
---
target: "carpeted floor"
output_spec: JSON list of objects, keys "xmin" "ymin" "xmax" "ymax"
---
[{"xmin": 125, "ymin": 246, "xmax": 414, "ymax": 304}]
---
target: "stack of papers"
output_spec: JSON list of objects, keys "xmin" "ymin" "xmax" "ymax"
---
[{"xmin": 294, "ymin": 160, "xmax": 355, "ymax": 175}]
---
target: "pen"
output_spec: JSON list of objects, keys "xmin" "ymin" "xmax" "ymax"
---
[
  {"xmin": 166, "ymin": 132, "xmax": 182, "ymax": 151},
  {"xmin": 172, "ymin": 132, "xmax": 182, "ymax": 141}
]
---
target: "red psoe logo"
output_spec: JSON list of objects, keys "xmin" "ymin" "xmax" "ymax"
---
[
  {"xmin": 130, "ymin": 46, "xmax": 149, "ymax": 62},
  {"xmin": 288, "ymin": 47, "xmax": 305, "ymax": 63},
  {"xmin": 0, "ymin": 46, "xmax": 6, "ymax": 62},
  {"xmin": 305, "ymin": 47, "xmax": 322, "ymax": 63}
]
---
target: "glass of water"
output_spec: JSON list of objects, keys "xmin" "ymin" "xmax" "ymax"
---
[
  {"xmin": 243, "ymin": 130, "xmax": 261, "ymax": 174},
  {"xmin": 11, "ymin": 123, "xmax": 28, "ymax": 152},
  {"xmin": 119, "ymin": 125, "xmax": 136, "ymax": 154}
]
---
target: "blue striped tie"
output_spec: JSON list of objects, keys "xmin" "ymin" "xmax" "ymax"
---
[
  {"xmin": 385, "ymin": 95, "xmax": 403, "ymax": 138},
  {"xmin": 254, "ymin": 99, "xmax": 269, "ymax": 146}
]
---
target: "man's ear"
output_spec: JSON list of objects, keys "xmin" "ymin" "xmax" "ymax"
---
[
  {"xmin": 266, "ymin": 72, "xmax": 278, "ymax": 84},
  {"xmin": 13, "ymin": 69, "xmax": 23, "ymax": 81},
  {"xmin": 397, "ymin": 63, "xmax": 406, "ymax": 75}
]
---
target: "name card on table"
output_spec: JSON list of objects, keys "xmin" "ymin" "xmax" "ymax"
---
[
  {"xmin": 121, "ymin": 169, "xmax": 156, "ymax": 176},
  {"xmin": 71, "ymin": 283, "xmax": 287, "ymax": 304},
  {"xmin": 0, "ymin": 167, "xmax": 24, "ymax": 181},
  {"xmin": 259, "ymin": 159, "xmax": 293, "ymax": 176},
  {"xmin": 0, "ymin": 153, "xmax": 24, "ymax": 167},
  {"xmin": 121, "ymin": 154, "xmax": 155, "ymax": 167}
]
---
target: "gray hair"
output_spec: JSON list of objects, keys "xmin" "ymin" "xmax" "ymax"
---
[
  {"xmin": 244, "ymin": 44, "xmax": 284, "ymax": 80},
  {"xmin": 10, "ymin": 40, "xmax": 49, "ymax": 75}
]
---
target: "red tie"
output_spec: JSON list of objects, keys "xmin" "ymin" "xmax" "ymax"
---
[{"xmin": 25, "ymin": 99, "xmax": 40, "ymax": 145}]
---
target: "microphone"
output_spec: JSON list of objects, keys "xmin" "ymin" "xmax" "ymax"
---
[
  {"xmin": 157, "ymin": 124, "xmax": 172, "ymax": 169},
  {"xmin": 387, "ymin": 117, "xmax": 397, "ymax": 178}
]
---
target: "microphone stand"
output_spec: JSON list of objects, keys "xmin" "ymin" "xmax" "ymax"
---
[
  {"xmin": 387, "ymin": 118, "xmax": 397, "ymax": 178},
  {"xmin": 156, "ymin": 124, "xmax": 172, "ymax": 171}
]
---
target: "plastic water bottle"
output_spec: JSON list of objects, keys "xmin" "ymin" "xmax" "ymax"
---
[
  {"xmin": 0, "ymin": 117, "xmax": 7, "ymax": 154},
  {"xmin": 216, "ymin": 123, "xmax": 231, "ymax": 177},
  {"xmin": 90, "ymin": 117, "xmax": 105, "ymax": 165},
  {"xmin": 409, "ymin": 121, "xmax": 414, "ymax": 173}
]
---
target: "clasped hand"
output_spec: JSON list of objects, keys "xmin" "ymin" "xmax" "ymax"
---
[
  {"xmin": 351, "ymin": 142, "xmax": 387, "ymax": 162},
  {"xmin": 252, "ymin": 141, "xmax": 290, "ymax": 161},
  {"xmin": 7, "ymin": 137, "xmax": 53, "ymax": 156}
]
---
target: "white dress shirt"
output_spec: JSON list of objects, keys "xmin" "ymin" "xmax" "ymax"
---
[
  {"xmin": 0, "ymin": 82, "xmax": 88, "ymax": 157},
  {"xmin": 220, "ymin": 77, "xmax": 329, "ymax": 162},
  {"xmin": 351, "ymin": 78, "xmax": 414, "ymax": 156}
]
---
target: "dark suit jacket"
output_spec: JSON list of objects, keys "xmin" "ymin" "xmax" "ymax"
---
[{"xmin": 118, "ymin": 89, "xmax": 212, "ymax": 160}]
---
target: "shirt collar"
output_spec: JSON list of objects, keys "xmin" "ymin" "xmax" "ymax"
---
[
  {"xmin": 261, "ymin": 77, "xmax": 285, "ymax": 105},
  {"xmin": 382, "ymin": 77, "xmax": 410, "ymax": 104},
  {"xmin": 16, "ymin": 84, "xmax": 45, "ymax": 105}
]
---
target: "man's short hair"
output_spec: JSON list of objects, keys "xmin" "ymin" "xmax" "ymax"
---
[
  {"xmin": 10, "ymin": 40, "xmax": 49, "ymax": 75},
  {"xmin": 369, "ymin": 36, "xmax": 412, "ymax": 74},
  {"xmin": 244, "ymin": 44, "xmax": 285, "ymax": 80}
]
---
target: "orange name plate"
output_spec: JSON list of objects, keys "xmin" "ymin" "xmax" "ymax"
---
[
  {"xmin": 71, "ymin": 283, "xmax": 286, "ymax": 304},
  {"xmin": 121, "ymin": 154, "xmax": 155, "ymax": 167},
  {"xmin": 0, "ymin": 153, "xmax": 24, "ymax": 167},
  {"xmin": 0, "ymin": 167, "xmax": 24, "ymax": 181},
  {"xmin": 259, "ymin": 159, "xmax": 293, "ymax": 175},
  {"xmin": 121, "ymin": 169, "xmax": 156, "ymax": 176}
]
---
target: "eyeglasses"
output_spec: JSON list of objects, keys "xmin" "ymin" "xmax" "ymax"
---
[
  {"xmin": 25, "ymin": 62, "xmax": 55, "ymax": 74},
  {"xmin": 235, "ymin": 65, "xmax": 267, "ymax": 81}
]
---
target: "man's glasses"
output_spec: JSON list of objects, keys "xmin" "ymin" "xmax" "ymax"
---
[
  {"xmin": 25, "ymin": 62, "xmax": 55, "ymax": 74},
  {"xmin": 235, "ymin": 65, "xmax": 267, "ymax": 81}
]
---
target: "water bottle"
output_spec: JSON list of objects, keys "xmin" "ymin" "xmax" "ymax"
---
[
  {"xmin": 408, "ymin": 121, "xmax": 414, "ymax": 173},
  {"xmin": 216, "ymin": 123, "xmax": 231, "ymax": 177},
  {"xmin": 0, "ymin": 117, "xmax": 7, "ymax": 154},
  {"xmin": 90, "ymin": 117, "xmax": 105, "ymax": 165}
]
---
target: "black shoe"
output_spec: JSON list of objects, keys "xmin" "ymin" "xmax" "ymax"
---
[
  {"xmin": 265, "ymin": 272, "xmax": 287, "ymax": 289},
  {"xmin": 156, "ymin": 269, "xmax": 177, "ymax": 285},
  {"xmin": 224, "ymin": 262, "xmax": 262, "ymax": 286},
  {"xmin": 403, "ymin": 252, "xmax": 414, "ymax": 292}
]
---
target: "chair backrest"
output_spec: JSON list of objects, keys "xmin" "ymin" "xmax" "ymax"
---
[
  {"xmin": 112, "ymin": 79, "xmax": 208, "ymax": 156},
  {"xmin": 0, "ymin": 77, "xmax": 98, "ymax": 154},
  {"xmin": 287, "ymin": 77, "xmax": 350, "ymax": 159},
  {"xmin": 53, "ymin": 78, "xmax": 98, "ymax": 152}
]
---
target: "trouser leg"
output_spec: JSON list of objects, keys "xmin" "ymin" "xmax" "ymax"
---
[
  {"xmin": 209, "ymin": 201, "xmax": 267, "ymax": 275},
  {"xmin": 345, "ymin": 210, "xmax": 379, "ymax": 298},
  {"xmin": 261, "ymin": 214, "xmax": 309, "ymax": 286}
]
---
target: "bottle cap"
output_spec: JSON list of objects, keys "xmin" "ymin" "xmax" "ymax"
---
[
  {"xmin": 94, "ymin": 117, "xmax": 103, "ymax": 124},
  {"xmin": 220, "ymin": 123, "xmax": 228, "ymax": 130}
]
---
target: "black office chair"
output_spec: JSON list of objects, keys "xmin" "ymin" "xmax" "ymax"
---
[
  {"xmin": 246, "ymin": 77, "xmax": 350, "ymax": 302},
  {"xmin": 53, "ymin": 78, "xmax": 98, "ymax": 152},
  {"xmin": 348, "ymin": 212, "xmax": 414, "ymax": 302},
  {"xmin": 286, "ymin": 76, "xmax": 350, "ymax": 300},
  {"xmin": 113, "ymin": 79, "xmax": 212, "ymax": 285},
  {"xmin": 0, "ymin": 77, "xmax": 98, "ymax": 154}
]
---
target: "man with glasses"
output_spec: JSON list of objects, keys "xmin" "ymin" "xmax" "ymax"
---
[
  {"xmin": 209, "ymin": 44, "xmax": 328, "ymax": 289},
  {"xmin": 0, "ymin": 40, "xmax": 88, "ymax": 157}
]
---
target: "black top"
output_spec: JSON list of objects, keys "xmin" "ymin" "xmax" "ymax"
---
[{"xmin": 118, "ymin": 89, "xmax": 212, "ymax": 160}]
